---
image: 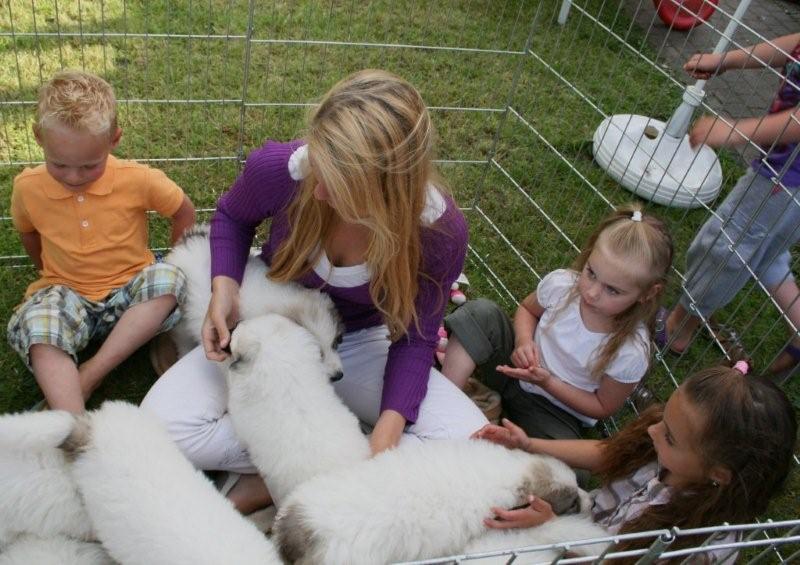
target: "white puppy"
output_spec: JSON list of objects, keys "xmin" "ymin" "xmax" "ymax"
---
[
  {"xmin": 64, "ymin": 401, "xmax": 281, "ymax": 565},
  {"xmin": 0, "ymin": 410, "xmax": 92, "ymax": 547},
  {"xmin": 165, "ymin": 225, "xmax": 343, "ymax": 379},
  {"xmin": 226, "ymin": 314, "xmax": 370, "ymax": 507},
  {"xmin": 274, "ymin": 439, "xmax": 591, "ymax": 564},
  {"xmin": 0, "ymin": 535, "xmax": 112, "ymax": 565}
]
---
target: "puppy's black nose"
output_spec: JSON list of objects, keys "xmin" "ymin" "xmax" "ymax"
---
[{"xmin": 330, "ymin": 370, "xmax": 344, "ymax": 382}]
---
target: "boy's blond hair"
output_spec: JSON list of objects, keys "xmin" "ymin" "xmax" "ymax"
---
[{"xmin": 35, "ymin": 70, "xmax": 117, "ymax": 137}]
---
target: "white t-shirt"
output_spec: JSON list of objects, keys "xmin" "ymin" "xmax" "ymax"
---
[{"xmin": 519, "ymin": 269, "xmax": 649, "ymax": 425}]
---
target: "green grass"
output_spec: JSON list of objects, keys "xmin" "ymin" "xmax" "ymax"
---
[{"xmin": 0, "ymin": 0, "xmax": 797, "ymax": 539}]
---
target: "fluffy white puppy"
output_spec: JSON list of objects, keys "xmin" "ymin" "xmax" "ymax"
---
[
  {"xmin": 274, "ymin": 439, "xmax": 591, "ymax": 564},
  {"xmin": 461, "ymin": 515, "xmax": 610, "ymax": 563},
  {"xmin": 226, "ymin": 314, "xmax": 370, "ymax": 507},
  {"xmin": 0, "ymin": 410, "xmax": 93, "ymax": 547},
  {"xmin": 165, "ymin": 225, "xmax": 343, "ymax": 379},
  {"xmin": 64, "ymin": 401, "xmax": 281, "ymax": 565},
  {"xmin": 0, "ymin": 535, "xmax": 112, "ymax": 565}
]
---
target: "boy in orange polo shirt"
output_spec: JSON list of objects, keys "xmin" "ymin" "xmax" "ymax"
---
[{"xmin": 7, "ymin": 70, "xmax": 196, "ymax": 412}]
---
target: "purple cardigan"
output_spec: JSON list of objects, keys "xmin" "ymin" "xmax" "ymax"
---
[{"xmin": 210, "ymin": 140, "xmax": 467, "ymax": 423}]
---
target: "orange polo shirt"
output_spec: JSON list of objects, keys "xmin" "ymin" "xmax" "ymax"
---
[{"xmin": 11, "ymin": 155, "xmax": 185, "ymax": 301}]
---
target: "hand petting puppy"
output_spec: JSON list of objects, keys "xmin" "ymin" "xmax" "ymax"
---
[{"xmin": 484, "ymin": 495, "xmax": 556, "ymax": 530}]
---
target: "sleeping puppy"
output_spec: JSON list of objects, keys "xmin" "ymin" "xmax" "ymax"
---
[{"xmin": 274, "ymin": 438, "xmax": 591, "ymax": 564}]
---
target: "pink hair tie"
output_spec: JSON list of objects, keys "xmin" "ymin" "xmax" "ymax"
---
[{"xmin": 733, "ymin": 360, "xmax": 749, "ymax": 375}]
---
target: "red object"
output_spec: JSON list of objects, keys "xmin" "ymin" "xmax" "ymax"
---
[{"xmin": 653, "ymin": 0, "xmax": 718, "ymax": 31}]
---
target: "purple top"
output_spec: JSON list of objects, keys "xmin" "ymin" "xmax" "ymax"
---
[
  {"xmin": 210, "ymin": 140, "xmax": 468, "ymax": 423},
  {"xmin": 753, "ymin": 41, "xmax": 800, "ymax": 187}
]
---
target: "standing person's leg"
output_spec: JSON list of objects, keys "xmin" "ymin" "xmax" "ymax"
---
[
  {"xmin": 332, "ymin": 325, "xmax": 488, "ymax": 443},
  {"xmin": 668, "ymin": 170, "xmax": 776, "ymax": 351},
  {"xmin": 79, "ymin": 263, "xmax": 186, "ymax": 398},
  {"xmin": 7, "ymin": 285, "xmax": 93, "ymax": 413},
  {"xmin": 750, "ymin": 186, "xmax": 800, "ymax": 373}
]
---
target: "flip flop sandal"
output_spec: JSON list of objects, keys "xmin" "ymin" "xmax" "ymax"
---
[
  {"xmin": 706, "ymin": 320, "xmax": 747, "ymax": 361},
  {"xmin": 653, "ymin": 307, "xmax": 686, "ymax": 355},
  {"xmin": 768, "ymin": 343, "xmax": 800, "ymax": 385},
  {"xmin": 29, "ymin": 398, "xmax": 49, "ymax": 412}
]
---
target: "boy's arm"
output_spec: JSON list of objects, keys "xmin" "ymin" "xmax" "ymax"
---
[
  {"xmin": 169, "ymin": 195, "xmax": 196, "ymax": 244},
  {"xmin": 20, "ymin": 230, "xmax": 43, "ymax": 270},
  {"xmin": 690, "ymin": 106, "xmax": 800, "ymax": 149}
]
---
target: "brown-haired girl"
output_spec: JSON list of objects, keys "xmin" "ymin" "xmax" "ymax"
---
[
  {"xmin": 142, "ymin": 69, "xmax": 488, "ymax": 514},
  {"xmin": 474, "ymin": 363, "xmax": 797, "ymax": 563},
  {"xmin": 442, "ymin": 204, "xmax": 673, "ymax": 444}
]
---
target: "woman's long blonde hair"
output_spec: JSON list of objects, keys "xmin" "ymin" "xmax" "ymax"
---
[
  {"xmin": 269, "ymin": 69, "xmax": 441, "ymax": 339},
  {"xmin": 571, "ymin": 203, "xmax": 673, "ymax": 378}
]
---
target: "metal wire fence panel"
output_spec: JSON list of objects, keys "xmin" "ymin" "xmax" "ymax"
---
[{"xmin": 0, "ymin": 0, "xmax": 797, "ymax": 560}]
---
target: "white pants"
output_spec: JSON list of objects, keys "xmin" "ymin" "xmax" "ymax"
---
[{"xmin": 141, "ymin": 326, "xmax": 488, "ymax": 473}]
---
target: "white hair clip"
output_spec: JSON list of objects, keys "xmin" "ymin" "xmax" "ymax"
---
[
  {"xmin": 631, "ymin": 210, "xmax": 643, "ymax": 222},
  {"xmin": 288, "ymin": 144, "xmax": 311, "ymax": 181}
]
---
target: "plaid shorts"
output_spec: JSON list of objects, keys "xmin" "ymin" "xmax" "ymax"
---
[{"xmin": 7, "ymin": 262, "xmax": 186, "ymax": 369}]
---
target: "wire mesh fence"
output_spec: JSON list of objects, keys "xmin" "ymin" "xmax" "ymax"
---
[{"xmin": 0, "ymin": 0, "xmax": 797, "ymax": 561}]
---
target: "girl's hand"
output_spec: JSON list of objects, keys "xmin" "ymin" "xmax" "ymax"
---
[
  {"xmin": 202, "ymin": 276, "xmax": 241, "ymax": 361},
  {"xmin": 510, "ymin": 340, "xmax": 538, "ymax": 370},
  {"xmin": 689, "ymin": 115, "xmax": 736, "ymax": 149},
  {"xmin": 471, "ymin": 418, "xmax": 529, "ymax": 450},
  {"xmin": 684, "ymin": 52, "xmax": 726, "ymax": 79},
  {"xmin": 496, "ymin": 363, "xmax": 553, "ymax": 387},
  {"xmin": 484, "ymin": 496, "xmax": 555, "ymax": 530}
]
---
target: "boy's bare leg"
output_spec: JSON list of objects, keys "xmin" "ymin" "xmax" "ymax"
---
[
  {"xmin": 227, "ymin": 473, "xmax": 273, "ymax": 515},
  {"xmin": 768, "ymin": 279, "xmax": 800, "ymax": 373},
  {"xmin": 440, "ymin": 335, "xmax": 476, "ymax": 390},
  {"xmin": 665, "ymin": 304, "xmax": 701, "ymax": 353},
  {"xmin": 30, "ymin": 343, "xmax": 84, "ymax": 413},
  {"xmin": 79, "ymin": 295, "xmax": 177, "ymax": 399}
]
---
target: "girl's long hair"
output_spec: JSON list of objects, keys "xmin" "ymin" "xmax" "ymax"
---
[
  {"xmin": 596, "ymin": 366, "xmax": 797, "ymax": 562},
  {"xmin": 270, "ymin": 69, "xmax": 445, "ymax": 339},
  {"xmin": 571, "ymin": 203, "xmax": 673, "ymax": 379}
]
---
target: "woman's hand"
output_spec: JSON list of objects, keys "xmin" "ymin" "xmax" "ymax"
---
[
  {"xmin": 202, "ymin": 276, "xmax": 241, "ymax": 361},
  {"xmin": 369, "ymin": 410, "xmax": 406, "ymax": 455},
  {"xmin": 684, "ymin": 52, "xmax": 726, "ymax": 79},
  {"xmin": 484, "ymin": 496, "xmax": 555, "ymax": 530},
  {"xmin": 471, "ymin": 418, "xmax": 529, "ymax": 451}
]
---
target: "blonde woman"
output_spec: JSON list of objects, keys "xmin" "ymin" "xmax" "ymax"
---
[{"xmin": 142, "ymin": 70, "xmax": 487, "ymax": 513}]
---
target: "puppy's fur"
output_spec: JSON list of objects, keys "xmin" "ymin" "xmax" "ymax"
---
[
  {"xmin": 65, "ymin": 401, "xmax": 281, "ymax": 565},
  {"xmin": 0, "ymin": 535, "xmax": 113, "ymax": 565},
  {"xmin": 226, "ymin": 314, "xmax": 370, "ymax": 507},
  {"xmin": 273, "ymin": 439, "xmax": 591, "ymax": 564},
  {"xmin": 0, "ymin": 410, "xmax": 93, "ymax": 547},
  {"xmin": 165, "ymin": 225, "xmax": 343, "ymax": 380}
]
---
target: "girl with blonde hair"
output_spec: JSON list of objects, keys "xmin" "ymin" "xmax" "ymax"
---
[
  {"xmin": 441, "ymin": 205, "xmax": 673, "ymax": 448},
  {"xmin": 142, "ymin": 69, "xmax": 487, "ymax": 513}
]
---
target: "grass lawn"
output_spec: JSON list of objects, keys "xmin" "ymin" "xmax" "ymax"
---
[{"xmin": 0, "ymin": 0, "xmax": 797, "ymax": 538}]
